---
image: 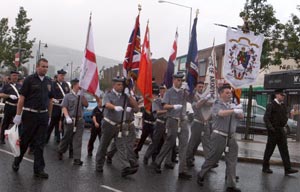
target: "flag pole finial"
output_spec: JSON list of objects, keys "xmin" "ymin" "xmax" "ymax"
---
[
  {"xmin": 196, "ymin": 9, "xmax": 199, "ymax": 17},
  {"xmin": 138, "ymin": 4, "xmax": 142, "ymax": 13}
]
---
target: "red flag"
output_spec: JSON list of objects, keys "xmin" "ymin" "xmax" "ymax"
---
[
  {"xmin": 14, "ymin": 52, "xmax": 20, "ymax": 67},
  {"xmin": 79, "ymin": 14, "xmax": 100, "ymax": 96},
  {"xmin": 137, "ymin": 23, "xmax": 152, "ymax": 113},
  {"xmin": 122, "ymin": 14, "xmax": 141, "ymax": 79}
]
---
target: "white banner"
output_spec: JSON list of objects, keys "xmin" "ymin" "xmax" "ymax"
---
[{"xmin": 223, "ymin": 28, "xmax": 264, "ymax": 88}]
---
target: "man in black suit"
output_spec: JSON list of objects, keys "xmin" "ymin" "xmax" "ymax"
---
[{"xmin": 262, "ymin": 88, "xmax": 298, "ymax": 175}]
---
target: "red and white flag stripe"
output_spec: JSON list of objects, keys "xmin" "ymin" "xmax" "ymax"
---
[{"xmin": 79, "ymin": 15, "xmax": 100, "ymax": 96}]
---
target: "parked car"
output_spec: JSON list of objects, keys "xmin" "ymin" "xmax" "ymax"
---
[
  {"xmin": 83, "ymin": 93, "xmax": 97, "ymax": 127},
  {"xmin": 236, "ymin": 103, "xmax": 297, "ymax": 136}
]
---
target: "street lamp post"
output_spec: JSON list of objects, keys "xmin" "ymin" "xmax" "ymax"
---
[
  {"xmin": 158, "ymin": 0, "xmax": 192, "ymax": 42},
  {"xmin": 36, "ymin": 40, "xmax": 48, "ymax": 64},
  {"xmin": 66, "ymin": 61, "xmax": 73, "ymax": 80}
]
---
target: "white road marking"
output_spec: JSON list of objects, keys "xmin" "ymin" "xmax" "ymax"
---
[
  {"xmin": 101, "ymin": 185, "xmax": 123, "ymax": 192},
  {"xmin": 0, "ymin": 148, "xmax": 34, "ymax": 163}
]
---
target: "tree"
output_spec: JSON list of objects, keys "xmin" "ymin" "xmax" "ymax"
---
[
  {"xmin": 240, "ymin": 0, "xmax": 284, "ymax": 70},
  {"xmin": 282, "ymin": 6, "xmax": 300, "ymax": 65},
  {"xmin": 11, "ymin": 7, "xmax": 35, "ymax": 69},
  {"xmin": 0, "ymin": 18, "xmax": 13, "ymax": 67}
]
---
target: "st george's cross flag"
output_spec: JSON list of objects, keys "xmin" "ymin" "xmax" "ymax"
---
[{"xmin": 79, "ymin": 14, "xmax": 101, "ymax": 96}]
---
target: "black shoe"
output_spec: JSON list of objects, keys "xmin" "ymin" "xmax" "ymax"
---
[
  {"xmin": 58, "ymin": 152, "xmax": 63, "ymax": 160},
  {"xmin": 143, "ymin": 157, "xmax": 148, "ymax": 165},
  {"xmin": 187, "ymin": 162, "xmax": 195, "ymax": 168},
  {"xmin": 121, "ymin": 167, "xmax": 138, "ymax": 177},
  {"xmin": 34, "ymin": 171, "xmax": 49, "ymax": 179},
  {"xmin": 96, "ymin": 167, "xmax": 103, "ymax": 173},
  {"xmin": 0, "ymin": 140, "xmax": 5, "ymax": 144},
  {"xmin": 178, "ymin": 172, "xmax": 192, "ymax": 180},
  {"xmin": 73, "ymin": 159, "xmax": 83, "ymax": 166},
  {"xmin": 226, "ymin": 187, "xmax": 241, "ymax": 192},
  {"xmin": 285, "ymin": 168, "xmax": 298, "ymax": 175},
  {"xmin": 12, "ymin": 159, "xmax": 19, "ymax": 172},
  {"xmin": 262, "ymin": 168, "xmax": 273, "ymax": 174},
  {"xmin": 69, "ymin": 150, "xmax": 73, "ymax": 159},
  {"xmin": 106, "ymin": 156, "xmax": 112, "ymax": 164},
  {"xmin": 164, "ymin": 163, "xmax": 174, "ymax": 169},
  {"xmin": 152, "ymin": 162, "xmax": 162, "ymax": 174},
  {"xmin": 225, "ymin": 175, "xmax": 240, "ymax": 182},
  {"xmin": 130, "ymin": 162, "xmax": 139, "ymax": 168},
  {"xmin": 197, "ymin": 176, "xmax": 204, "ymax": 186},
  {"xmin": 172, "ymin": 159, "xmax": 179, "ymax": 163}
]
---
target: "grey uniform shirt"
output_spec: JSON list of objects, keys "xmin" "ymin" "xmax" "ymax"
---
[
  {"xmin": 192, "ymin": 91, "xmax": 209, "ymax": 121},
  {"xmin": 162, "ymin": 87, "xmax": 187, "ymax": 119},
  {"xmin": 103, "ymin": 90, "xmax": 133, "ymax": 123},
  {"xmin": 211, "ymin": 100, "xmax": 240, "ymax": 134},
  {"xmin": 61, "ymin": 92, "xmax": 85, "ymax": 118},
  {"xmin": 152, "ymin": 97, "xmax": 166, "ymax": 120}
]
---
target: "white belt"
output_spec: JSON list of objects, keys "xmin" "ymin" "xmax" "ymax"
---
[
  {"xmin": 194, "ymin": 119, "xmax": 209, "ymax": 125},
  {"xmin": 104, "ymin": 117, "xmax": 118, "ymax": 126},
  {"xmin": 23, "ymin": 107, "xmax": 48, "ymax": 113},
  {"xmin": 5, "ymin": 101, "xmax": 17, "ymax": 106},
  {"xmin": 144, "ymin": 120, "xmax": 155, "ymax": 125},
  {"xmin": 213, "ymin": 130, "xmax": 228, "ymax": 137},
  {"xmin": 156, "ymin": 119, "xmax": 165, "ymax": 124},
  {"xmin": 53, "ymin": 103, "xmax": 62, "ymax": 106}
]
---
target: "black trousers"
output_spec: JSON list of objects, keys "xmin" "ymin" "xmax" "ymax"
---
[
  {"xmin": 0, "ymin": 104, "xmax": 17, "ymax": 141},
  {"xmin": 87, "ymin": 125, "xmax": 101, "ymax": 153},
  {"xmin": 46, "ymin": 105, "xmax": 62, "ymax": 142},
  {"xmin": 135, "ymin": 122, "xmax": 154, "ymax": 153},
  {"xmin": 263, "ymin": 130, "xmax": 291, "ymax": 170},
  {"xmin": 15, "ymin": 111, "xmax": 48, "ymax": 173}
]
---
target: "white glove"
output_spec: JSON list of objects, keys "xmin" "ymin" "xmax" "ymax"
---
[
  {"xmin": 53, "ymin": 99, "xmax": 60, "ymax": 104},
  {"xmin": 66, "ymin": 116, "xmax": 73, "ymax": 124},
  {"xmin": 126, "ymin": 107, "xmax": 132, "ymax": 112},
  {"xmin": 13, "ymin": 115, "xmax": 22, "ymax": 125},
  {"xmin": 230, "ymin": 103, "xmax": 243, "ymax": 109},
  {"xmin": 173, "ymin": 104, "xmax": 183, "ymax": 110},
  {"xmin": 114, "ymin": 106, "xmax": 124, "ymax": 112},
  {"xmin": 233, "ymin": 108, "xmax": 243, "ymax": 114},
  {"xmin": 181, "ymin": 83, "xmax": 189, "ymax": 90},
  {"xmin": 124, "ymin": 88, "xmax": 130, "ymax": 96},
  {"xmin": 204, "ymin": 94, "xmax": 211, "ymax": 100},
  {"xmin": 76, "ymin": 90, "xmax": 82, "ymax": 96},
  {"xmin": 9, "ymin": 95, "xmax": 18, "ymax": 100}
]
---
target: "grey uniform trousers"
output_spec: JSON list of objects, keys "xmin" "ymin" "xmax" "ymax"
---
[
  {"xmin": 197, "ymin": 132, "xmax": 238, "ymax": 188},
  {"xmin": 107, "ymin": 123, "xmax": 137, "ymax": 165},
  {"xmin": 186, "ymin": 121, "xmax": 212, "ymax": 164},
  {"xmin": 155, "ymin": 117, "xmax": 189, "ymax": 173},
  {"xmin": 95, "ymin": 121, "xmax": 132, "ymax": 170},
  {"xmin": 58, "ymin": 118, "xmax": 84, "ymax": 160},
  {"xmin": 144, "ymin": 121, "xmax": 172, "ymax": 164}
]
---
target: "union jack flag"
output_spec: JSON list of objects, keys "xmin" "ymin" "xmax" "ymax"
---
[{"xmin": 123, "ymin": 14, "xmax": 141, "ymax": 80}]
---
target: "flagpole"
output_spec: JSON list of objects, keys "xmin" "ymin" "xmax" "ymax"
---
[{"xmin": 85, "ymin": 12, "xmax": 92, "ymax": 50}]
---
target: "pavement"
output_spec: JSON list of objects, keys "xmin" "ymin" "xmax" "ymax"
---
[{"xmin": 195, "ymin": 133, "xmax": 300, "ymax": 167}]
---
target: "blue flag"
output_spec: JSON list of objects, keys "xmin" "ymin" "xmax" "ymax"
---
[{"xmin": 186, "ymin": 17, "xmax": 199, "ymax": 93}]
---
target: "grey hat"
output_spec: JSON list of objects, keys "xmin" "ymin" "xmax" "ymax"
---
[
  {"xmin": 172, "ymin": 72, "xmax": 184, "ymax": 79},
  {"xmin": 112, "ymin": 76, "xmax": 125, "ymax": 82}
]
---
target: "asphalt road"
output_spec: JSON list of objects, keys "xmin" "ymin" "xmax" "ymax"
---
[{"xmin": 0, "ymin": 129, "xmax": 299, "ymax": 192}]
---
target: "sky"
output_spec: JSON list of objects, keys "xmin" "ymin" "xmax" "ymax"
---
[{"xmin": 1, "ymin": 0, "xmax": 299, "ymax": 62}]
